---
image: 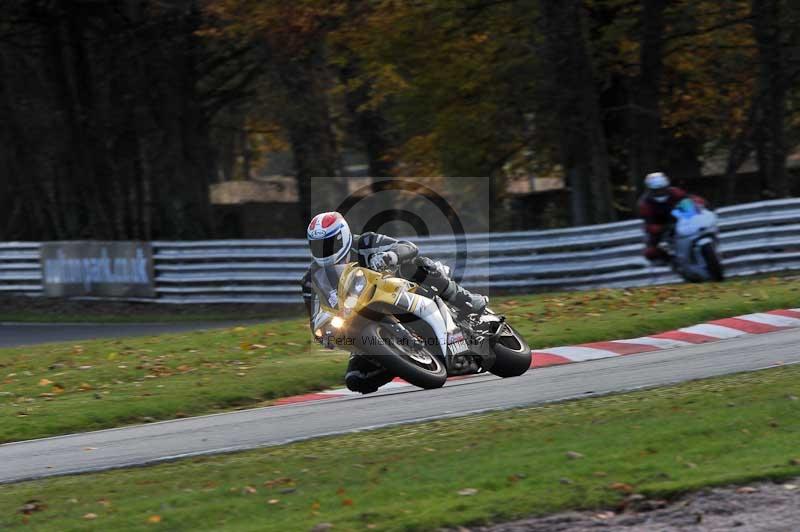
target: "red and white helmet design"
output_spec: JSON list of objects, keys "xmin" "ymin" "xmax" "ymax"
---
[{"xmin": 307, "ymin": 212, "xmax": 352, "ymax": 266}]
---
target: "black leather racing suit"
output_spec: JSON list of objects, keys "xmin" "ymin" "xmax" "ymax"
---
[{"xmin": 300, "ymin": 232, "xmax": 483, "ymax": 393}]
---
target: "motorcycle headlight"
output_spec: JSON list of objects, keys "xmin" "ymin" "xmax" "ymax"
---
[
  {"xmin": 343, "ymin": 270, "xmax": 367, "ymax": 314},
  {"xmin": 343, "ymin": 295, "xmax": 359, "ymax": 313},
  {"xmin": 348, "ymin": 270, "xmax": 367, "ymax": 297}
]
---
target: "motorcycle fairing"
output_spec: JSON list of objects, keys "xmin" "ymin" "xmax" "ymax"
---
[
  {"xmin": 313, "ymin": 262, "xmax": 474, "ymax": 363},
  {"xmin": 432, "ymin": 296, "xmax": 471, "ymax": 357},
  {"xmin": 391, "ymin": 288, "xmax": 451, "ymax": 359},
  {"xmin": 672, "ymin": 202, "xmax": 717, "ymax": 237},
  {"xmin": 669, "ymin": 205, "xmax": 721, "ymax": 281},
  {"xmin": 312, "ymin": 308, "xmax": 333, "ymax": 332}
]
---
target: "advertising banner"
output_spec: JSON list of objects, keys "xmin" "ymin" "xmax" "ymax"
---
[{"xmin": 41, "ymin": 241, "xmax": 155, "ymax": 298}]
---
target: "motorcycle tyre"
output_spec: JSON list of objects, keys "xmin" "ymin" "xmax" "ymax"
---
[
  {"xmin": 360, "ymin": 320, "xmax": 447, "ymax": 390},
  {"xmin": 489, "ymin": 323, "xmax": 532, "ymax": 378},
  {"xmin": 701, "ymin": 242, "xmax": 725, "ymax": 282}
]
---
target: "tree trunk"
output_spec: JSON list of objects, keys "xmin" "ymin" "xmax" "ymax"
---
[
  {"xmin": 628, "ymin": 0, "xmax": 666, "ymax": 209},
  {"xmin": 340, "ymin": 58, "xmax": 393, "ymax": 178},
  {"xmin": 722, "ymin": 97, "xmax": 761, "ymax": 205},
  {"xmin": 280, "ymin": 45, "xmax": 340, "ymax": 223},
  {"xmin": 63, "ymin": 2, "xmax": 117, "ymax": 238},
  {"xmin": 540, "ymin": 0, "xmax": 616, "ymax": 225},
  {"xmin": 752, "ymin": 0, "xmax": 788, "ymax": 197}
]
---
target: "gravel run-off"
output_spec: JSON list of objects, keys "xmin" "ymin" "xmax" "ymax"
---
[{"xmin": 458, "ymin": 477, "xmax": 800, "ymax": 532}]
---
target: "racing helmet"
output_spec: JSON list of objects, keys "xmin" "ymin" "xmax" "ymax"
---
[
  {"xmin": 307, "ymin": 212, "xmax": 352, "ymax": 266},
  {"xmin": 644, "ymin": 172, "xmax": 671, "ymax": 203}
]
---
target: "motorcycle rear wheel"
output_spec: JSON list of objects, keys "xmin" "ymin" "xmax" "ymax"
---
[{"xmin": 489, "ymin": 323, "xmax": 532, "ymax": 378}]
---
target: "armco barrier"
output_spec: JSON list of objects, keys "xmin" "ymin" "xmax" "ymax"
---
[
  {"xmin": 3, "ymin": 198, "xmax": 800, "ymax": 303},
  {"xmin": 0, "ymin": 242, "xmax": 42, "ymax": 296}
]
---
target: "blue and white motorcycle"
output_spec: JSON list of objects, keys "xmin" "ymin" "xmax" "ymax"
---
[{"xmin": 665, "ymin": 198, "xmax": 724, "ymax": 282}]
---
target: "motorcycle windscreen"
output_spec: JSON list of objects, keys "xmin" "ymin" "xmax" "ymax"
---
[
  {"xmin": 674, "ymin": 209, "xmax": 717, "ymax": 236},
  {"xmin": 312, "ymin": 263, "xmax": 348, "ymax": 310}
]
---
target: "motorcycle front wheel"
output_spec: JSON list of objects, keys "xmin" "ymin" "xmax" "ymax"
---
[
  {"xmin": 360, "ymin": 321, "xmax": 447, "ymax": 389},
  {"xmin": 701, "ymin": 242, "xmax": 725, "ymax": 282}
]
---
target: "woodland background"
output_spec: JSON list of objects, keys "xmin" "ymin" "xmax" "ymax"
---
[{"xmin": 0, "ymin": 0, "xmax": 798, "ymax": 240}]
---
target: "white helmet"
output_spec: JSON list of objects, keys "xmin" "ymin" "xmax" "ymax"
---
[
  {"xmin": 307, "ymin": 212, "xmax": 353, "ymax": 266},
  {"xmin": 644, "ymin": 172, "xmax": 670, "ymax": 202}
]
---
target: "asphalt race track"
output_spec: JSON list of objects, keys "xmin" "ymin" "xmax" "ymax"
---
[
  {"xmin": 1, "ymin": 328, "xmax": 799, "ymax": 484},
  {"xmin": 0, "ymin": 322, "xmax": 254, "ymax": 349}
]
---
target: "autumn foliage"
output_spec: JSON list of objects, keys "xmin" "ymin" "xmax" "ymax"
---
[
  {"xmin": 0, "ymin": 0, "xmax": 798, "ymax": 238},
  {"xmin": 203, "ymin": 0, "xmax": 800, "ymax": 225}
]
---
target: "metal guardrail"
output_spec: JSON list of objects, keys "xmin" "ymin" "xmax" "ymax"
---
[
  {"xmin": 0, "ymin": 242, "xmax": 43, "ymax": 295},
  {"xmin": 3, "ymin": 198, "xmax": 800, "ymax": 303}
]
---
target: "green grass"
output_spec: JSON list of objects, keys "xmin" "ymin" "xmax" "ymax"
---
[
  {"xmin": 0, "ymin": 297, "xmax": 304, "ymax": 323},
  {"xmin": 2, "ymin": 364, "xmax": 799, "ymax": 531},
  {"xmin": 0, "ymin": 312, "xmax": 270, "ymax": 324},
  {"xmin": 491, "ymin": 274, "xmax": 800, "ymax": 347},
  {"xmin": 0, "ymin": 275, "xmax": 798, "ymax": 443},
  {"xmin": 0, "ymin": 321, "xmax": 348, "ymax": 443}
]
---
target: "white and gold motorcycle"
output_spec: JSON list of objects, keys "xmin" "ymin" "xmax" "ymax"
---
[{"xmin": 310, "ymin": 262, "xmax": 531, "ymax": 389}]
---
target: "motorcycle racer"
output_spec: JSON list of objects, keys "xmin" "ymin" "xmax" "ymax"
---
[
  {"xmin": 639, "ymin": 172, "xmax": 706, "ymax": 263},
  {"xmin": 300, "ymin": 211, "xmax": 488, "ymax": 393}
]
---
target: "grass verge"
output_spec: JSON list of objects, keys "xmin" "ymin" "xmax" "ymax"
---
[
  {"xmin": 0, "ymin": 296, "xmax": 304, "ymax": 323},
  {"xmin": 1, "ymin": 364, "xmax": 799, "ymax": 531},
  {"xmin": 0, "ymin": 275, "xmax": 798, "ymax": 443}
]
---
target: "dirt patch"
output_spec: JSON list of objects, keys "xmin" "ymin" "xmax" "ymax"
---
[
  {"xmin": 456, "ymin": 478, "xmax": 800, "ymax": 532},
  {"xmin": 0, "ymin": 295, "xmax": 303, "ymax": 322}
]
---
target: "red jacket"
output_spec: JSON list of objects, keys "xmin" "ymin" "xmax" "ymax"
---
[{"xmin": 638, "ymin": 187, "xmax": 688, "ymax": 237}]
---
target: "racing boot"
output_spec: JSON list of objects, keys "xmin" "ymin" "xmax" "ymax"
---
[
  {"xmin": 406, "ymin": 256, "xmax": 488, "ymax": 316},
  {"xmin": 344, "ymin": 354, "xmax": 394, "ymax": 394},
  {"xmin": 441, "ymin": 279, "xmax": 488, "ymax": 317}
]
